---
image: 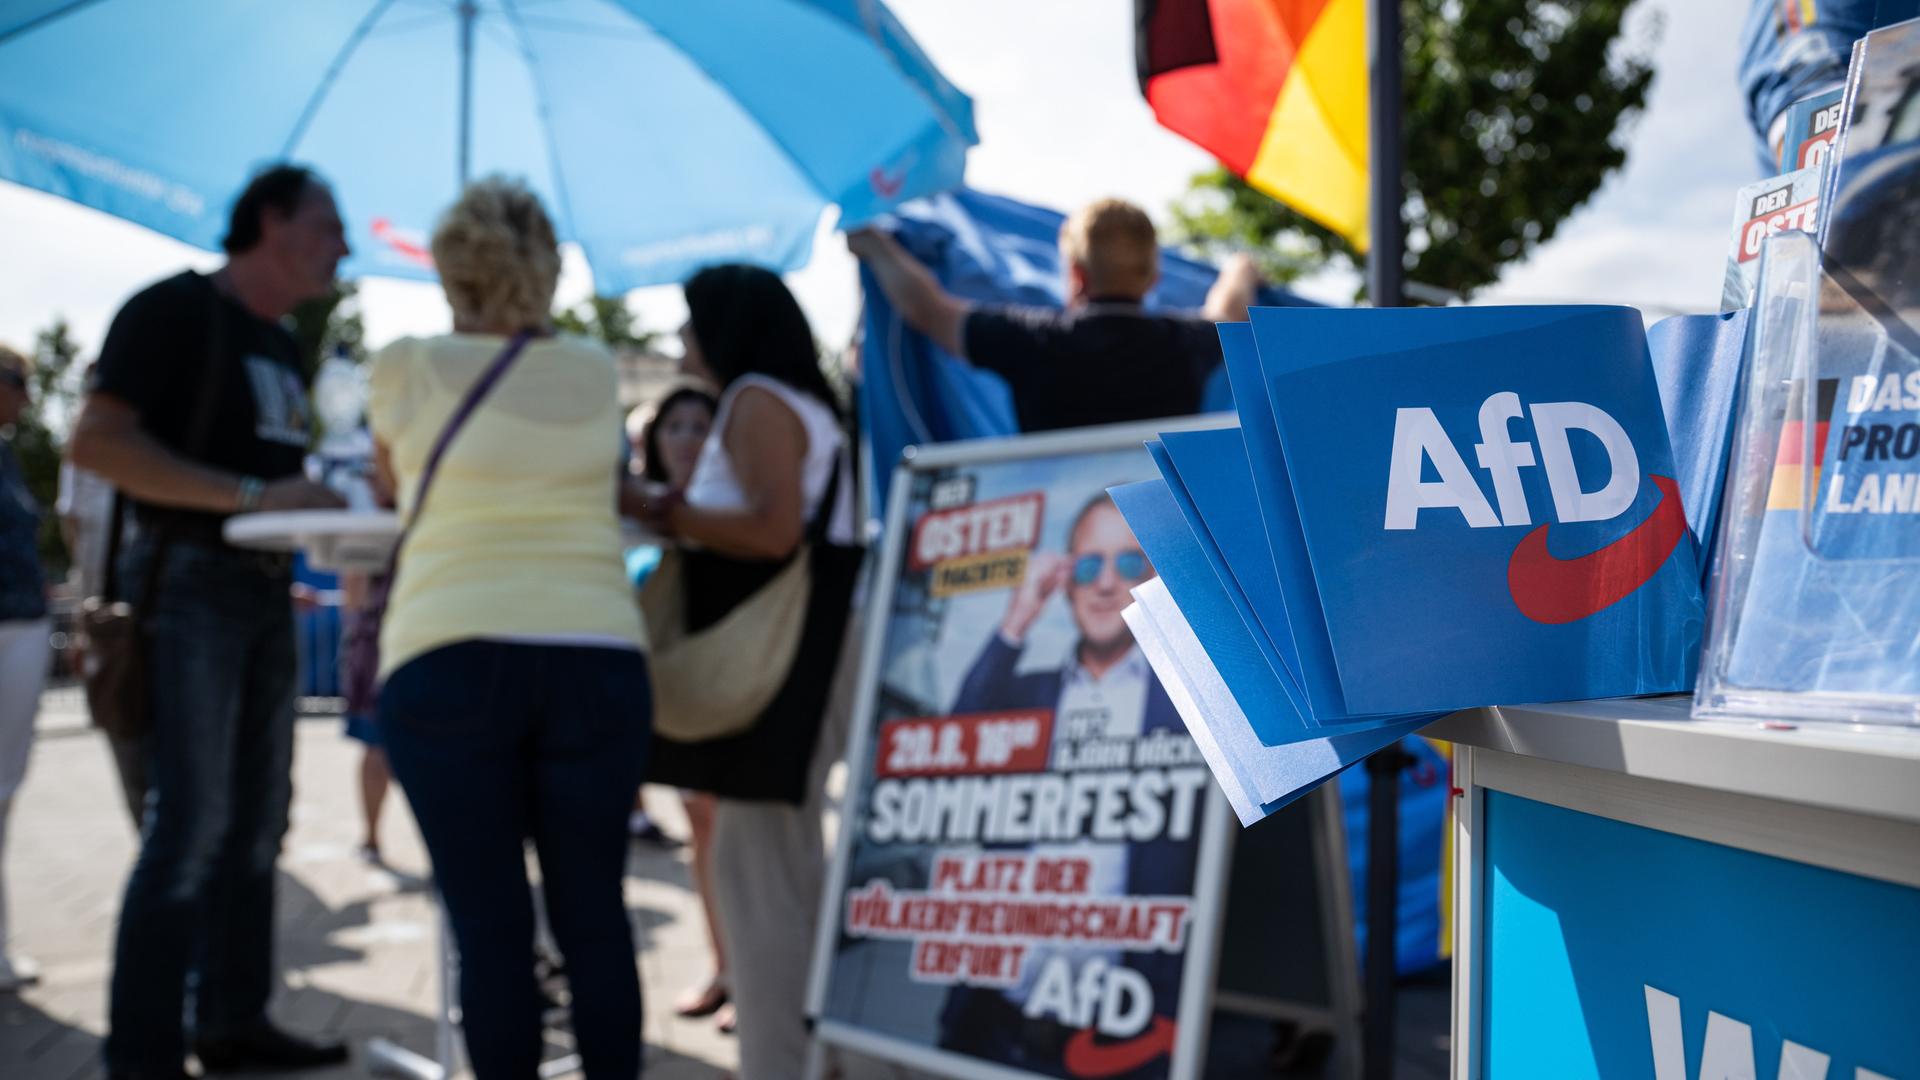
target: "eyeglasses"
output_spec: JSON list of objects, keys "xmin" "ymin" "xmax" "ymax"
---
[
  {"xmin": 0, "ymin": 370, "xmax": 25, "ymax": 392},
  {"xmin": 1072, "ymin": 549, "xmax": 1149, "ymax": 586}
]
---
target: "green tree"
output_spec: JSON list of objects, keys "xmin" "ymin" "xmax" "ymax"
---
[
  {"xmin": 1171, "ymin": 0, "xmax": 1658, "ymax": 299},
  {"xmin": 288, "ymin": 280, "xmax": 367, "ymax": 377},
  {"xmin": 554, "ymin": 295, "xmax": 660, "ymax": 352},
  {"xmin": 10, "ymin": 318, "xmax": 83, "ymax": 578}
]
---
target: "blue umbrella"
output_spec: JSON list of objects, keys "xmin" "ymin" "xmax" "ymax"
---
[{"xmin": 0, "ymin": 0, "xmax": 975, "ymax": 291}]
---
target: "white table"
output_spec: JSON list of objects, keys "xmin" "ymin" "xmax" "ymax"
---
[
  {"xmin": 224, "ymin": 509, "xmax": 401, "ymax": 572},
  {"xmin": 1431, "ymin": 696, "xmax": 1920, "ymax": 1078}
]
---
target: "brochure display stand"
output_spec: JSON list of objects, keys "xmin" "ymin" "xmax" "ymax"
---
[{"xmin": 1695, "ymin": 232, "xmax": 1920, "ymax": 727}]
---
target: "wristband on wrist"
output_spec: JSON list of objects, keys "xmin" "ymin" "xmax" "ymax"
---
[{"xmin": 236, "ymin": 475, "xmax": 265, "ymax": 513}]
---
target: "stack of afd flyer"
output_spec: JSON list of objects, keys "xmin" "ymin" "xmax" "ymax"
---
[{"xmin": 1113, "ymin": 306, "xmax": 1721, "ymax": 825}]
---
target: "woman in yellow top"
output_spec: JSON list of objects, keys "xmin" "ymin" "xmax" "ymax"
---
[{"xmin": 367, "ymin": 178, "xmax": 648, "ymax": 1080}]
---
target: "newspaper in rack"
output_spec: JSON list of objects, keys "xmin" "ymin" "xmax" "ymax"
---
[
  {"xmin": 1721, "ymin": 165, "xmax": 1825, "ymax": 312},
  {"xmin": 1776, "ymin": 87, "xmax": 1846, "ymax": 172}
]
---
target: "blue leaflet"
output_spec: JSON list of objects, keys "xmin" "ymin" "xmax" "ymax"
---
[
  {"xmin": 1218, "ymin": 323, "xmax": 1354, "ymax": 722},
  {"xmin": 1125, "ymin": 305, "xmax": 1714, "ymax": 820},
  {"xmin": 1253, "ymin": 307, "xmax": 1703, "ymax": 714},
  {"xmin": 1126, "ymin": 577, "xmax": 1435, "ymax": 827},
  {"xmin": 1647, "ymin": 309, "xmax": 1751, "ymax": 583},
  {"xmin": 1145, "ymin": 439, "xmax": 1314, "ymax": 724},
  {"xmin": 1109, "ymin": 478, "xmax": 1313, "ymax": 750},
  {"xmin": 1157, "ymin": 426, "xmax": 1306, "ymax": 690}
]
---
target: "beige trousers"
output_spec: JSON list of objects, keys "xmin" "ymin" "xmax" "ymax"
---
[{"xmin": 710, "ymin": 615, "xmax": 859, "ymax": 1079}]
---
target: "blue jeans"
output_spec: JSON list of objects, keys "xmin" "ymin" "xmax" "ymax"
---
[
  {"xmin": 380, "ymin": 641, "xmax": 651, "ymax": 1080},
  {"xmin": 106, "ymin": 538, "xmax": 298, "ymax": 1071}
]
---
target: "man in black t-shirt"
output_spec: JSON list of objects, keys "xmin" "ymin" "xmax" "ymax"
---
[
  {"xmin": 70, "ymin": 165, "xmax": 349, "ymax": 1080},
  {"xmin": 848, "ymin": 197, "xmax": 1262, "ymax": 431}
]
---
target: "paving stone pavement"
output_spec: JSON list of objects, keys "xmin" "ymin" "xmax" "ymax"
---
[
  {"xmin": 0, "ymin": 694, "xmax": 898, "ymax": 1080},
  {"xmin": 2, "ymin": 691, "xmax": 1445, "ymax": 1080}
]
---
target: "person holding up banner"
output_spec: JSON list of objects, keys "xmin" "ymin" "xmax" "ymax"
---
[
  {"xmin": 632, "ymin": 265, "xmax": 862, "ymax": 1079},
  {"xmin": 848, "ymin": 198, "xmax": 1262, "ymax": 432}
]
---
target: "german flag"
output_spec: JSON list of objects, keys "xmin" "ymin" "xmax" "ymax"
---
[
  {"xmin": 1136, "ymin": 0, "xmax": 1370, "ymax": 250},
  {"xmin": 1766, "ymin": 378, "xmax": 1841, "ymax": 510}
]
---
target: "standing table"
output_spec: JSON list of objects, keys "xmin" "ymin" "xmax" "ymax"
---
[{"xmin": 1431, "ymin": 696, "xmax": 1920, "ymax": 1079}]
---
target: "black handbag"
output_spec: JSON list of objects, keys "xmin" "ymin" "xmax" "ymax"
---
[{"xmin": 645, "ymin": 461, "xmax": 864, "ymax": 804}]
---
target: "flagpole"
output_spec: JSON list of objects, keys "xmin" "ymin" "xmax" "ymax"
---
[
  {"xmin": 1367, "ymin": 0, "xmax": 1404, "ymax": 308},
  {"xmin": 1363, "ymin": 1, "xmax": 1407, "ymax": 1078}
]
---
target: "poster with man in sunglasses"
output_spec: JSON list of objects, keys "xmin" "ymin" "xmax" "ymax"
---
[
  {"xmin": 949, "ymin": 493, "xmax": 1165, "ymax": 731},
  {"xmin": 814, "ymin": 435, "xmax": 1221, "ymax": 1080},
  {"xmin": 933, "ymin": 491, "xmax": 1200, "ymax": 1076}
]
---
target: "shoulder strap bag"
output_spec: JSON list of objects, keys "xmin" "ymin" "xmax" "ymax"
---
[
  {"xmin": 640, "ymin": 452, "xmax": 845, "ymax": 742},
  {"xmin": 80, "ymin": 283, "xmax": 229, "ymax": 740}
]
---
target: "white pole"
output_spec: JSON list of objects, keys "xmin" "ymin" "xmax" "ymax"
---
[{"xmin": 457, "ymin": 0, "xmax": 476, "ymax": 186}]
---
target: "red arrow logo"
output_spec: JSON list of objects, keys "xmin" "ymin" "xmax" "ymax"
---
[
  {"xmin": 1506, "ymin": 474, "xmax": 1688, "ymax": 625},
  {"xmin": 869, "ymin": 164, "xmax": 907, "ymax": 199},
  {"xmin": 371, "ymin": 217, "xmax": 434, "ymax": 269},
  {"xmin": 1063, "ymin": 1017, "xmax": 1177, "ymax": 1077}
]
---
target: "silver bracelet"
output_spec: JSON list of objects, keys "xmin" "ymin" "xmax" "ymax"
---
[{"xmin": 236, "ymin": 475, "xmax": 265, "ymax": 512}]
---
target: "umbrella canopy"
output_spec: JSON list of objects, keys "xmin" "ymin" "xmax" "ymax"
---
[{"xmin": 0, "ymin": 0, "xmax": 975, "ymax": 291}]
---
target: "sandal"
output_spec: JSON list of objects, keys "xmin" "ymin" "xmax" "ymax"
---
[{"xmin": 675, "ymin": 978, "xmax": 729, "ymax": 1018}]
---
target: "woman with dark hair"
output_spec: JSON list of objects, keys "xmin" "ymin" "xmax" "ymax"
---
[
  {"xmin": 621, "ymin": 383, "xmax": 738, "ymax": 1031},
  {"xmin": 635, "ymin": 384, "xmax": 718, "ymax": 486},
  {"xmin": 627, "ymin": 264, "xmax": 860, "ymax": 1078}
]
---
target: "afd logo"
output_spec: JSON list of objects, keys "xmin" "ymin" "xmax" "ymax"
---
[
  {"xmin": 1645, "ymin": 985, "xmax": 1899, "ymax": 1080},
  {"xmin": 1383, "ymin": 391, "xmax": 1688, "ymax": 624}
]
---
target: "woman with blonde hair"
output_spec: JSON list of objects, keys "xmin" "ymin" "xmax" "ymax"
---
[{"xmin": 367, "ymin": 177, "xmax": 649, "ymax": 1079}]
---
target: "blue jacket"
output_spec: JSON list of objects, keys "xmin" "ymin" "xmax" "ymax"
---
[{"xmin": 1739, "ymin": 0, "xmax": 1888, "ymax": 169}]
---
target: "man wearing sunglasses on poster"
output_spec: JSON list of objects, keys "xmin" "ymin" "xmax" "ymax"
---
[{"xmin": 952, "ymin": 494, "xmax": 1165, "ymax": 726}]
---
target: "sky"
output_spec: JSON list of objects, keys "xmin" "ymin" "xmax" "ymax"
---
[{"xmin": 0, "ymin": 0, "xmax": 1759, "ymax": 365}]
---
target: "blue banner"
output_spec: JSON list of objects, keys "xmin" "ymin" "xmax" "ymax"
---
[
  {"xmin": 1252, "ymin": 306, "xmax": 1705, "ymax": 715},
  {"xmin": 1483, "ymin": 791, "xmax": 1919, "ymax": 1078}
]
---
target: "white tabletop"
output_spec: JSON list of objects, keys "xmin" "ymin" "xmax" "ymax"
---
[
  {"xmin": 1428, "ymin": 695, "xmax": 1920, "ymax": 826},
  {"xmin": 225, "ymin": 510, "xmax": 663, "ymax": 572},
  {"xmin": 224, "ymin": 509, "xmax": 401, "ymax": 572}
]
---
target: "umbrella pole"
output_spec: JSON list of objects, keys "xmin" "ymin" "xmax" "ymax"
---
[
  {"xmin": 457, "ymin": 0, "xmax": 476, "ymax": 186},
  {"xmin": 1362, "ymin": 5, "xmax": 1407, "ymax": 1076}
]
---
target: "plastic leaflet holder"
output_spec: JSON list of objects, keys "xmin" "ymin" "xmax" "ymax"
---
[{"xmin": 1695, "ymin": 231, "xmax": 1920, "ymax": 727}]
